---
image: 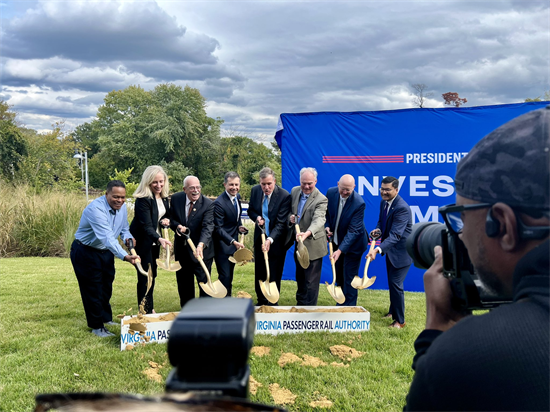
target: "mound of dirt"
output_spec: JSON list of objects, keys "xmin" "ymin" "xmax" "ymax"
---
[
  {"xmin": 236, "ymin": 291, "xmax": 253, "ymax": 299},
  {"xmin": 251, "ymin": 346, "xmax": 271, "ymax": 357},
  {"xmin": 123, "ymin": 312, "xmax": 178, "ymax": 325},
  {"xmin": 255, "ymin": 306, "xmax": 365, "ymax": 313},
  {"xmin": 249, "ymin": 375, "xmax": 262, "ymax": 395},
  {"xmin": 269, "ymin": 383, "xmax": 297, "ymax": 405},
  {"xmin": 310, "ymin": 397, "xmax": 333, "ymax": 408},
  {"xmin": 330, "ymin": 345, "xmax": 364, "ymax": 361},
  {"xmin": 301, "ymin": 355, "xmax": 327, "ymax": 367},
  {"xmin": 278, "ymin": 352, "xmax": 302, "ymax": 367}
]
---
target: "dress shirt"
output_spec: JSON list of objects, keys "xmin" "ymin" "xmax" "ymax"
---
[
  {"xmin": 74, "ymin": 196, "xmax": 132, "ymax": 260},
  {"xmin": 297, "ymin": 192, "xmax": 309, "ymax": 223},
  {"xmin": 226, "ymin": 191, "xmax": 240, "ymax": 218},
  {"xmin": 263, "ymin": 193, "xmax": 274, "ymax": 244}
]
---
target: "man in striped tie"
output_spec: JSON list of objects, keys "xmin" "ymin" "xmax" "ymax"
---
[{"xmin": 248, "ymin": 167, "xmax": 291, "ymax": 306}]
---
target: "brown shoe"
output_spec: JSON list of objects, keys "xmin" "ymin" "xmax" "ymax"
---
[
  {"xmin": 383, "ymin": 313, "xmax": 393, "ymax": 319},
  {"xmin": 389, "ymin": 321, "xmax": 406, "ymax": 329}
]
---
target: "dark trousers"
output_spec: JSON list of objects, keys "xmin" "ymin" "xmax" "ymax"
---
[
  {"xmin": 295, "ymin": 256, "xmax": 323, "ymax": 306},
  {"xmin": 386, "ymin": 256, "xmax": 411, "ymax": 324},
  {"xmin": 135, "ymin": 243, "xmax": 160, "ymax": 314},
  {"xmin": 70, "ymin": 240, "xmax": 115, "ymax": 330},
  {"xmin": 334, "ymin": 246, "xmax": 362, "ymax": 306},
  {"xmin": 176, "ymin": 252, "xmax": 212, "ymax": 308},
  {"xmin": 214, "ymin": 252, "xmax": 235, "ymax": 297},
  {"xmin": 254, "ymin": 244, "xmax": 287, "ymax": 306}
]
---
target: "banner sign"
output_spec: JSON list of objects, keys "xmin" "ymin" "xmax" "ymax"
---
[{"xmin": 275, "ymin": 102, "xmax": 548, "ymax": 292}]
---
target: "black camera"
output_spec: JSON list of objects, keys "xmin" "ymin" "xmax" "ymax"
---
[
  {"xmin": 35, "ymin": 298, "xmax": 286, "ymax": 412},
  {"xmin": 406, "ymin": 221, "xmax": 511, "ymax": 311}
]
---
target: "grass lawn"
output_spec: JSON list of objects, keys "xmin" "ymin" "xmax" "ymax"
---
[{"xmin": 0, "ymin": 257, "xmax": 426, "ymax": 411}]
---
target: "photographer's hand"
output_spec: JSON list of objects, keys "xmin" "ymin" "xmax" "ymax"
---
[{"xmin": 424, "ymin": 246, "xmax": 470, "ymax": 331}]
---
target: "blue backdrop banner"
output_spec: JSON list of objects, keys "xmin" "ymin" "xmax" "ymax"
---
[{"xmin": 275, "ymin": 102, "xmax": 548, "ymax": 292}]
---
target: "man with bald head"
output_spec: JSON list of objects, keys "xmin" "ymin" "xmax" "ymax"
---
[{"xmin": 325, "ymin": 174, "xmax": 368, "ymax": 306}]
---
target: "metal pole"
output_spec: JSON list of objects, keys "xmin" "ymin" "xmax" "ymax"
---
[
  {"xmin": 85, "ymin": 151, "xmax": 89, "ymax": 202},
  {"xmin": 80, "ymin": 151, "xmax": 84, "ymax": 182}
]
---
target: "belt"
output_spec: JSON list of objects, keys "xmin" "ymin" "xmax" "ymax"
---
[{"xmin": 74, "ymin": 239, "xmax": 109, "ymax": 253}]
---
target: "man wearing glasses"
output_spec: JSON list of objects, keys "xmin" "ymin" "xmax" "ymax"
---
[
  {"xmin": 366, "ymin": 176, "xmax": 413, "ymax": 328},
  {"xmin": 170, "ymin": 175, "xmax": 215, "ymax": 307},
  {"xmin": 405, "ymin": 107, "xmax": 549, "ymax": 411}
]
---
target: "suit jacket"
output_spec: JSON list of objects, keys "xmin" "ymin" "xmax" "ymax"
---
[
  {"xmin": 169, "ymin": 192, "xmax": 215, "ymax": 262},
  {"xmin": 213, "ymin": 191, "xmax": 243, "ymax": 256},
  {"xmin": 130, "ymin": 196, "xmax": 170, "ymax": 250},
  {"xmin": 288, "ymin": 186, "xmax": 328, "ymax": 261},
  {"xmin": 247, "ymin": 184, "xmax": 291, "ymax": 256},
  {"xmin": 325, "ymin": 187, "xmax": 368, "ymax": 255},
  {"xmin": 376, "ymin": 194, "xmax": 413, "ymax": 268}
]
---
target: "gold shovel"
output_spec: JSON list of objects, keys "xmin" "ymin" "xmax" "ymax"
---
[
  {"xmin": 295, "ymin": 224, "xmax": 310, "ymax": 269},
  {"xmin": 156, "ymin": 225, "xmax": 181, "ymax": 272},
  {"xmin": 258, "ymin": 224, "xmax": 279, "ymax": 304},
  {"xmin": 228, "ymin": 230, "xmax": 253, "ymax": 265},
  {"xmin": 326, "ymin": 236, "xmax": 345, "ymax": 304},
  {"xmin": 127, "ymin": 238, "xmax": 147, "ymax": 276},
  {"xmin": 179, "ymin": 228, "xmax": 226, "ymax": 298},
  {"xmin": 351, "ymin": 236, "xmax": 378, "ymax": 289}
]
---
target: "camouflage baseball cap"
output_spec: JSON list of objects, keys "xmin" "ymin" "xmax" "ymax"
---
[{"xmin": 455, "ymin": 105, "xmax": 550, "ymax": 210}]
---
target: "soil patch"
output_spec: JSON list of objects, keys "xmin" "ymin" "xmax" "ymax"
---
[
  {"xmin": 249, "ymin": 375, "xmax": 262, "ymax": 395},
  {"xmin": 236, "ymin": 291, "xmax": 252, "ymax": 299},
  {"xmin": 330, "ymin": 361, "xmax": 349, "ymax": 368},
  {"xmin": 269, "ymin": 383, "xmax": 297, "ymax": 405},
  {"xmin": 123, "ymin": 312, "xmax": 178, "ymax": 325},
  {"xmin": 330, "ymin": 345, "xmax": 364, "ymax": 361},
  {"xmin": 310, "ymin": 397, "xmax": 333, "ymax": 408},
  {"xmin": 256, "ymin": 306, "xmax": 365, "ymax": 313},
  {"xmin": 301, "ymin": 355, "xmax": 327, "ymax": 367},
  {"xmin": 278, "ymin": 352, "xmax": 302, "ymax": 367},
  {"xmin": 251, "ymin": 346, "xmax": 271, "ymax": 357}
]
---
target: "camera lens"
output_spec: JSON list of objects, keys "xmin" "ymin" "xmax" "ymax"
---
[{"xmin": 406, "ymin": 222, "xmax": 446, "ymax": 269}]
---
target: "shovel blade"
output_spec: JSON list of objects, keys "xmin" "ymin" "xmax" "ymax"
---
[
  {"xmin": 156, "ymin": 259, "xmax": 169, "ymax": 270},
  {"xmin": 296, "ymin": 250, "xmax": 310, "ymax": 269},
  {"xmin": 259, "ymin": 280, "xmax": 279, "ymax": 304},
  {"xmin": 361, "ymin": 275, "xmax": 376, "ymax": 289},
  {"xmin": 326, "ymin": 282, "xmax": 346, "ymax": 304},
  {"xmin": 199, "ymin": 280, "xmax": 227, "ymax": 298},
  {"xmin": 351, "ymin": 275, "xmax": 363, "ymax": 289}
]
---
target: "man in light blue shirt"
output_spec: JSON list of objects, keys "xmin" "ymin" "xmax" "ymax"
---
[{"xmin": 71, "ymin": 180, "xmax": 139, "ymax": 337}]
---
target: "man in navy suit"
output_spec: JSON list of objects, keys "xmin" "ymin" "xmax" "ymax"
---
[
  {"xmin": 325, "ymin": 174, "xmax": 368, "ymax": 306},
  {"xmin": 247, "ymin": 167, "xmax": 291, "ymax": 306},
  {"xmin": 170, "ymin": 175, "xmax": 215, "ymax": 307},
  {"xmin": 367, "ymin": 176, "xmax": 412, "ymax": 328},
  {"xmin": 213, "ymin": 171, "xmax": 246, "ymax": 296}
]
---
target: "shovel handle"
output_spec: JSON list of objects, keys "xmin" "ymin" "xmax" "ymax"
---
[
  {"xmin": 295, "ymin": 224, "xmax": 303, "ymax": 243},
  {"xmin": 127, "ymin": 239, "xmax": 141, "ymax": 263},
  {"xmin": 186, "ymin": 237, "xmax": 212, "ymax": 284},
  {"xmin": 261, "ymin": 233, "xmax": 271, "ymax": 282},
  {"xmin": 328, "ymin": 241, "xmax": 337, "ymax": 283}
]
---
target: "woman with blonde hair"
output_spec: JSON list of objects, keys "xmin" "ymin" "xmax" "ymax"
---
[{"xmin": 130, "ymin": 165, "xmax": 172, "ymax": 313}]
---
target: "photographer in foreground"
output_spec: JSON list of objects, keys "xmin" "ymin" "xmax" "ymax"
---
[{"xmin": 404, "ymin": 107, "xmax": 549, "ymax": 411}]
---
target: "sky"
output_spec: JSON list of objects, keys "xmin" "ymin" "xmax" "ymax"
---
[{"xmin": 1, "ymin": 0, "xmax": 548, "ymax": 142}]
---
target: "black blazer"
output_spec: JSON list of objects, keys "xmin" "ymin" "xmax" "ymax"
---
[
  {"xmin": 170, "ymin": 192, "xmax": 215, "ymax": 262},
  {"xmin": 213, "ymin": 191, "xmax": 242, "ymax": 256},
  {"xmin": 247, "ymin": 184, "xmax": 291, "ymax": 256},
  {"xmin": 130, "ymin": 196, "xmax": 170, "ymax": 251},
  {"xmin": 376, "ymin": 194, "xmax": 413, "ymax": 268}
]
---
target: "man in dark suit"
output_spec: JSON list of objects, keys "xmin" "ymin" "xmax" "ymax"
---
[
  {"xmin": 170, "ymin": 176, "xmax": 215, "ymax": 308},
  {"xmin": 213, "ymin": 171, "xmax": 246, "ymax": 297},
  {"xmin": 247, "ymin": 167, "xmax": 291, "ymax": 306},
  {"xmin": 325, "ymin": 174, "xmax": 368, "ymax": 306},
  {"xmin": 367, "ymin": 176, "xmax": 412, "ymax": 328}
]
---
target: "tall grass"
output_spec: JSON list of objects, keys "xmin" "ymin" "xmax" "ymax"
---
[{"xmin": 0, "ymin": 182, "xmax": 90, "ymax": 257}]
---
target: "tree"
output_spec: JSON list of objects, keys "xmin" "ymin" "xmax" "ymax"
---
[
  {"xmin": 0, "ymin": 101, "xmax": 28, "ymax": 181},
  {"xmin": 410, "ymin": 83, "xmax": 433, "ymax": 108},
  {"xmin": 442, "ymin": 92, "xmax": 467, "ymax": 107},
  {"xmin": 525, "ymin": 90, "xmax": 550, "ymax": 102},
  {"xmin": 80, "ymin": 83, "xmax": 223, "ymax": 189}
]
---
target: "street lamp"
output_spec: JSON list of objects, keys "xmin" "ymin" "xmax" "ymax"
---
[{"xmin": 73, "ymin": 151, "xmax": 89, "ymax": 202}]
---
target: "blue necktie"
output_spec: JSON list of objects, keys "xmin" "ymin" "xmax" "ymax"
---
[
  {"xmin": 297, "ymin": 194, "xmax": 308, "ymax": 224},
  {"xmin": 381, "ymin": 202, "xmax": 389, "ymax": 235},
  {"xmin": 263, "ymin": 195, "xmax": 270, "ymax": 236},
  {"xmin": 233, "ymin": 197, "xmax": 239, "ymax": 220}
]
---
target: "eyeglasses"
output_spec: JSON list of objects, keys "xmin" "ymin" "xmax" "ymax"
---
[
  {"xmin": 380, "ymin": 188, "xmax": 395, "ymax": 193},
  {"xmin": 438, "ymin": 203, "xmax": 492, "ymax": 234},
  {"xmin": 186, "ymin": 185, "xmax": 202, "ymax": 191}
]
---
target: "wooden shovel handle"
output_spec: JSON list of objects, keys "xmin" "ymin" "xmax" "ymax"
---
[
  {"xmin": 129, "ymin": 248, "xmax": 141, "ymax": 263},
  {"xmin": 295, "ymin": 224, "xmax": 303, "ymax": 243},
  {"xmin": 187, "ymin": 237, "xmax": 211, "ymax": 279}
]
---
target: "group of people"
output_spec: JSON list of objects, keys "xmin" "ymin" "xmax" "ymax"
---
[{"xmin": 71, "ymin": 165, "xmax": 413, "ymax": 337}]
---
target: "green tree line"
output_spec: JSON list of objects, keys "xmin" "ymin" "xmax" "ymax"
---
[{"xmin": 0, "ymin": 83, "xmax": 281, "ymax": 199}]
